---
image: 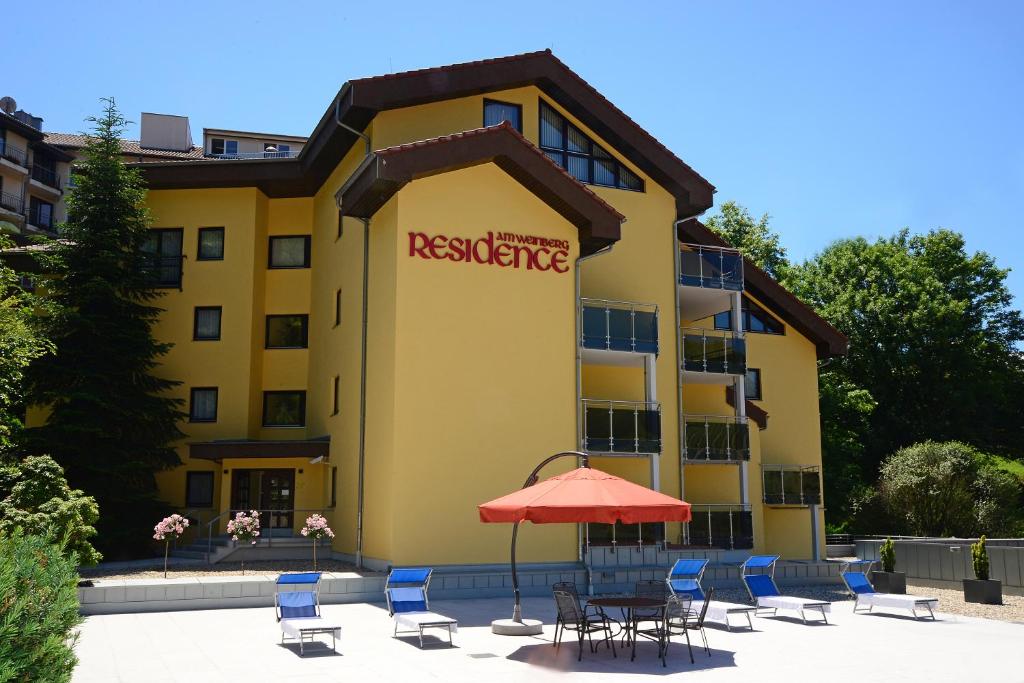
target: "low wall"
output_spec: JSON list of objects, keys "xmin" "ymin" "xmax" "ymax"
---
[{"xmin": 855, "ymin": 538, "xmax": 1024, "ymax": 594}]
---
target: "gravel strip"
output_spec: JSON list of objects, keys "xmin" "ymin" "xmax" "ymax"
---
[{"xmin": 79, "ymin": 558, "xmax": 364, "ymax": 581}]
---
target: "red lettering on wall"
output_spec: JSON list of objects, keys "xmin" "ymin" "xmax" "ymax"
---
[{"xmin": 407, "ymin": 230, "xmax": 570, "ymax": 275}]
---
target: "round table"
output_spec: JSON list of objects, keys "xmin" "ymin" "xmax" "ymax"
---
[{"xmin": 587, "ymin": 597, "xmax": 666, "ymax": 661}]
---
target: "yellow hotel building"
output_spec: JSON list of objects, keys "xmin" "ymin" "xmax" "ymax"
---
[{"xmin": 125, "ymin": 51, "xmax": 846, "ymax": 570}]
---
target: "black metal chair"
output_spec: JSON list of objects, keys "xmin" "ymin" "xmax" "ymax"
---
[
  {"xmin": 552, "ymin": 589, "xmax": 617, "ymax": 661},
  {"xmin": 629, "ymin": 579, "xmax": 669, "ymax": 647},
  {"xmin": 666, "ymin": 586, "xmax": 713, "ymax": 663}
]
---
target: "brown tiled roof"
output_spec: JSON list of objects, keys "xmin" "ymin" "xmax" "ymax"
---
[{"xmin": 44, "ymin": 132, "xmax": 206, "ymax": 160}]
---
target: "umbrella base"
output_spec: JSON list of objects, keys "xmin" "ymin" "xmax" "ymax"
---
[{"xmin": 491, "ymin": 618, "xmax": 543, "ymax": 636}]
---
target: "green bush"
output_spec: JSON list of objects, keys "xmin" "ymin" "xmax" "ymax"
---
[
  {"xmin": 971, "ymin": 535, "xmax": 990, "ymax": 581},
  {"xmin": 879, "ymin": 537, "xmax": 896, "ymax": 573},
  {"xmin": 0, "ymin": 530, "xmax": 82, "ymax": 683}
]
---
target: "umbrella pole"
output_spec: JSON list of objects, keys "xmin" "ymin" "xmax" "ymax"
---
[{"xmin": 511, "ymin": 521, "xmax": 522, "ymax": 622}]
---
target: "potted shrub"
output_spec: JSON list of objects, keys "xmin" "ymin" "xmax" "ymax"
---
[
  {"xmin": 963, "ymin": 535, "xmax": 1002, "ymax": 604},
  {"xmin": 870, "ymin": 537, "xmax": 906, "ymax": 594}
]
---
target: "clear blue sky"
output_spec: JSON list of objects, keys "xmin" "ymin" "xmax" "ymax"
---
[{"xmin": 9, "ymin": 0, "xmax": 1023, "ymax": 304}]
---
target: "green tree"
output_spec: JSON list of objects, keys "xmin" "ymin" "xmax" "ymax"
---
[
  {"xmin": 0, "ymin": 530, "xmax": 82, "ymax": 683},
  {"xmin": 0, "ymin": 236, "xmax": 52, "ymax": 454},
  {"xmin": 25, "ymin": 99, "xmax": 184, "ymax": 558},
  {"xmin": 787, "ymin": 229, "xmax": 1024, "ymax": 481},
  {"xmin": 818, "ymin": 374, "xmax": 875, "ymax": 524},
  {"xmin": 0, "ymin": 455, "xmax": 101, "ymax": 566},
  {"xmin": 704, "ymin": 200, "xmax": 790, "ymax": 279}
]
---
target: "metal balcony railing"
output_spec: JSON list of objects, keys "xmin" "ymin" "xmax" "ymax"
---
[
  {"xmin": 679, "ymin": 243, "xmax": 743, "ymax": 290},
  {"xmin": 580, "ymin": 298, "xmax": 658, "ymax": 354},
  {"xmin": 684, "ymin": 504, "xmax": 753, "ymax": 550},
  {"xmin": 205, "ymin": 150, "xmax": 300, "ymax": 160},
  {"xmin": 0, "ymin": 140, "xmax": 28, "ymax": 167},
  {"xmin": 30, "ymin": 164, "xmax": 61, "ymax": 190},
  {"xmin": 581, "ymin": 399, "xmax": 661, "ymax": 454},
  {"xmin": 682, "ymin": 414, "xmax": 750, "ymax": 461},
  {"xmin": 0, "ymin": 191, "xmax": 22, "ymax": 214},
  {"xmin": 762, "ymin": 464, "xmax": 822, "ymax": 505},
  {"xmin": 681, "ymin": 327, "xmax": 746, "ymax": 375},
  {"xmin": 142, "ymin": 254, "xmax": 184, "ymax": 288}
]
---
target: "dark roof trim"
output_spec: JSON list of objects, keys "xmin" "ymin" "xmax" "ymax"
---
[
  {"xmin": 30, "ymin": 141, "xmax": 75, "ymax": 163},
  {"xmin": 189, "ymin": 438, "xmax": 329, "ymax": 462},
  {"xmin": 338, "ymin": 123, "xmax": 623, "ymax": 255},
  {"xmin": 678, "ymin": 219, "xmax": 848, "ymax": 359},
  {"xmin": 133, "ymin": 50, "xmax": 715, "ymax": 214}
]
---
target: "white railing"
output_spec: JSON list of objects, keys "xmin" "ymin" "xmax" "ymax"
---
[{"xmin": 205, "ymin": 150, "xmax": 301, "ymax": 160}]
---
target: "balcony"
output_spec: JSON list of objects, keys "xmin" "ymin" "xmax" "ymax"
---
[
  {"xmin": 580, "ymin": 298, "xmax": 658, "ymax": 364},
  {"xmin": 683, "ymin": 504, "xmax": 753, "ymax": 550},
  {"xmin": 682, "ymin": 415, "xmax": 750, "ymax": 462},
  {"xmin": 762, "ymin": 465, "xmax": 821, "ymax": 506},
  {"xmin": 205, "ymin": 150, "xmax": 300, "ymax": 160},
  {"xmin": 0, "ymin": 140, "xmax": 28, "ymax": 168},
  {"xmin": 581, "ymin": 399, "xmax": 661, "ymax": 455},
  {"xmin": 678, "ymin": 243, "xmax": 744, "ymax": 321},
  {"xmin": 142, "ymin": 255, "xmax": 184, "ymax": 288},
  {"xmin": 681, "ymin": 327, "xmax": 746, "ymax": 380},
  {"xmin": 0, "ymin": 191, "xmax": 23, "ymax": 215},
  {"xmin": 30, "ymin": 164, "xmax": 62, "ymax": 191}
]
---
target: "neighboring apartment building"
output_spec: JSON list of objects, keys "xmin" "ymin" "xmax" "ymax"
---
[
  {"xmin": 0, "ymin": 104, "xmax": 74, "ymax": 239},
  {"xmin": 203, "ymin": 129, "xmax": 306, "ymax": 159},
  {"xmin": 35, "ymin": 51, "xmax": 848, "ymax": 568}
]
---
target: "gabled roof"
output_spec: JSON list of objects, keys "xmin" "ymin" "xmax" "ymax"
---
[
  {"xmin": 678, "ymin": 219, "xmax": 848, "ymax": 358},
  {"xmin": 338, "ymin": 122, "xmax": 623, "ymax": 255}
]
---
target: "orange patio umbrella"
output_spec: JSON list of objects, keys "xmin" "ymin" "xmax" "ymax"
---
[{"xmin": 478, "ymin": 451, "xmax": 691, "ymax": 632}]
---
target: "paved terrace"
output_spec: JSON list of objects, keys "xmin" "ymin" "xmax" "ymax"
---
[{"xmin": 73, "ymin": 597, "xmax": 1022, "ymax": 682}]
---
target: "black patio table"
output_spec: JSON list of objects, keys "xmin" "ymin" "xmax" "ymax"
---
[{"xmin": 587, "ymin": 596, "xmax": 668, "ymax": 663}]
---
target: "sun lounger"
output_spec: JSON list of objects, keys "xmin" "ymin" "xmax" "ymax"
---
[
  {"xmin": 741, "ymin": 555, "xmax": 830, "ymax": 624},
  {"xmin": 666, "ymin": 558, "xmax": 756, "ymax": 630},
  {"xmin": 841, "ymin": 561, "xmax": 938, "ymax": 620},
  {"xmin": 274, "ymin": 572, "xmax": 342, "ymax": 656},
  {"xmin": 385, "ymin": 568, "xmax": 458, "ymax": 647}
]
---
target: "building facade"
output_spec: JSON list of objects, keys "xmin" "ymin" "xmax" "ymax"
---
[
  {"xmin": 0, "ymin": 109, "xmax": 73, "ymax": 239},
  {"xmin": 89, "ymin": 51, "xmax": 846, "ymax": 568}
]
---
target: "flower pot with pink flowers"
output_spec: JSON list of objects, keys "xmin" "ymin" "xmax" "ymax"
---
[
  {"xmin": 226, "ymin": 510, "xmax": 261, "ymax": 574},
  {"xmin": 301, "ymin": 514, "xmax": 335, "ymax": 571},
  {"xmin": 153, "ymin": 514, "xmax": 190, "ymax": 579}
]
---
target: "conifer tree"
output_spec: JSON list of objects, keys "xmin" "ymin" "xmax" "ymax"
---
[{"xmin": 26, "ymin": 99, "xmax": 183, "ymax": 557}]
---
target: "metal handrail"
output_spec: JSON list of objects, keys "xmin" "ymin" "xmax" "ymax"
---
[
  {"xmin": 579, "ymin": 297, "xmax": 659, "ymax": 355},
  {"xmin": 0, "ymin": 140, "xmax": 28, "ymax": 167},
  {"xmin": 205, "ymin": 150, "xmax": 300, "ymax": 160},
  {"xmin": 204, "ymin": 507, "xmax": 332, "ymax": 563},
  {"xmin": 678, "ymin": 242, "xmax": 744, "ymax": 291},
  {"xmin": 684, "ymin": 504, "xmax": 753, "ymax": 550},
  {"xmin": 30, "ymin": 164, "xmax": 61, "ymax": 190},
  {"xmin": 580, "ymin": 398, "xmax": 661, "ymax": 454},
  {"xmin": 761, "ymin": 464, "xmax": 821, "ymax": 505},
  {"xmin": 680, "ymin": 326, "xmax": 746, "ymax": 375},
  {"xmin": 0, "ymin": 191, "xmax": 22, "ymax": 213},
  {"xmin": 682, "ymin": 413, "xmax": 750, "ymax": 462}
]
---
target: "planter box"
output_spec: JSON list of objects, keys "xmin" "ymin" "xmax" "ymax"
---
[
  {"xmin": 870, "ymin": 570, "xmax": 906, "ymax": 594},
  {"xmin": 963, "ymin": 579, "xmax": 1002, "ymax": 605}
]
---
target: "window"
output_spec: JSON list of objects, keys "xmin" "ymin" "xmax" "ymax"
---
[
  {"xmin": 331, "ymin": 375, "xmax": 340, "ymax": 416},
  {"xmin": 189, "ymin": 387, "xmax": 218, "ymax": 422},
  {"xmin": 337, "ymin": 211, "xmax": 344, "ymax": 240},
  {"xmin": 28, "ymin": 197, "xmax": 54, "ymax": 230},
  {"xmin": 263, "ymin": 391, "xmax": 306, "ymax": 427},
  {"xmin": 330, "ymin": 467, "xmax": 337, "ymax": 507},
  {"xmin": 197, "ymin": 227, "xmax": 225, "ymax": 260},
  {"xmin": 713, "ymin": 299, "xmax": 784, "ymax": 335},
  {"xmin": 268, "ymin": 235, "xmax": 311, "ymax": 268},
  {"xmin": 193, "ymin": 306, "xmax": 222, "ymax": 341},
  {"xmin": 142, "ymin": 228, "xmax": 184, "ymax": 287},
  {"xmin": 538, "ymin": 100, "xmax": 643, "ymax": 191},
  {"xmin": 265, "ymin": 314, "xmax": 309, "ymax": 348},
  {"xmin": 210, "ymin": 138, "xmax": 238, "ymax": 156},
  {"xmin": 745, "ymin": 368, "xmax": 762, "ymax": 401},
  {"xmin": 185, "ymin": 471, "xmax": 214, "ymax": 507},
  {"xmin": 334, "ymin": 289, "xmax": 341, "ymax": 327},
  {"xmin": 483, "ymin": 99, "xmax": 522, "ymax": 132}
]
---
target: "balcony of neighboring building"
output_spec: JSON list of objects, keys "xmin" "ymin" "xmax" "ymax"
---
[
  {"xmin": 579, "ymin": 298, "xmax": 658, "ymax": 365},
  {"xmin": 0, "ymin": 139, "xmax": 29, "ymax": 173},
  {"xmin": 682, "ymin": 504, "xmax": 753, "ymax": 550},
  {"xmin": 581, "ymin": 399, "xmax": 661, "ymax": 455},
  {"xmin": 0, "ymin": 190, "xmax": 24, "ymax": 223},
  {"xmin": 678, "ymin": 242, "xmax": 743, "ymax": 321},
  {"xmin": 761, "ymin": 464, "xmax": 822, "ymax": 506},
  {"xmin": 681, "ymin": 326, "xmax": 746, "ymax": 382},
  {"xmin": 25, "ymin": 197, "xmax": 55, "ymax": 235},
  {"xmin": 29, "ymin": 161, "xmax": 62, "ymax": 196},
  {"xmin": 682, "ymin": 414, "xmax": 750, "ymax": 463}
]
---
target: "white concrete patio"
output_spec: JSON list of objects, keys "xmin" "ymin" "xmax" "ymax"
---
[{"xmin": 72, "ymin": 597, "xmax": 1023, "ymax": 682}]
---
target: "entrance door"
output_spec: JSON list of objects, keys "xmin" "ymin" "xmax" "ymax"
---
[{"xmin": 231, "ymin": 469, "xmax": 295, "ymax": 530}]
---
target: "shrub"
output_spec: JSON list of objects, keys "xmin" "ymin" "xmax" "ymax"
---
[
  {"xmin": 0, "ymin": 530, "xmax": 82, "ymax": 683},
  {"xmin": 971, "ymin": 535, "xmax": 990, "ymax": 581},
  {"xmin": 879, "ymin": 537, "xmax": 896, "ymax": 573}
]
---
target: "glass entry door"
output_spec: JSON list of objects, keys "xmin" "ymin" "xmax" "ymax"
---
[{"xmin": 231, "ymin": 469, "xmax": 295, "ymax": 530}]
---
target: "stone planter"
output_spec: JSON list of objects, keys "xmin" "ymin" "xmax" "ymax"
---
[
  {"xmin": 870, "ymin": 570, "xmax": 906, "ymax": 594},
  {"xmin": 963, "ymin": 578, "xmax": 1002, "ymax": 605}
]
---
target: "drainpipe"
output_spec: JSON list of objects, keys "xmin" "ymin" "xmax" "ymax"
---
[{"xmin": 333, "ymin": 86, "xmax": 373, "ymax": 569}]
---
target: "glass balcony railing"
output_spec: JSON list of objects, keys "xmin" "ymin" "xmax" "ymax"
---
[
  {"xmin": 581, "ymin": 399, "xmax": 661, "ymax": 454},
  {"xmin": 679, "ymin": 243, "xmax": 743, "ymax": 290},
  {"xmin": 684, "ymin": 504, "xmax": 753, "ymax": 550},
  {"xmin": 681, "ymin": 327, "xmax": 746, "ymax": 375},
  {"xmin": 682, "ymin": 414, "xmax": 750, "ymax": 462},
  {"xmin": 0, "ymin": 140, "xmax": 28, "ymax": 167},
  {"xmin": 762, "ymin": 465, "xmax": 821, "ymax": 505},
  {"xmin": 580, "ymin": 298, "xmax": 658, "ymax": 354}
]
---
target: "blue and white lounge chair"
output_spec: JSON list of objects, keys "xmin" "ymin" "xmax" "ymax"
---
[
  {"xmin": 385, "ymin": 568, "xmax": 458, "ymax": 647},
  {"xmin": 841, "ymin": 560, "xmax": 938, "ymax": 620},
  {"xmin": 666, "ymin": 558, "xmax": 755, "ymax": 630},
  {"xmin": 274, "ymin": 572, "xmax": 342, "ymax": 656},
  {"xmin": 741, "ymin": 555, "xmax": 830, "ymax": 624}
]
